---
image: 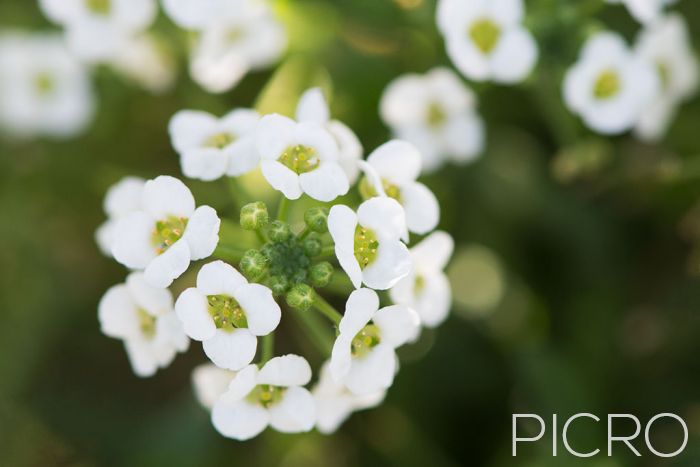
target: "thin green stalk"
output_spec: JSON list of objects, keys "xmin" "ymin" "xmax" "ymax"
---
[
  {"xmin": 277, "ymin": 196, "xmax": 290, "ymax": 222},
  {"xmin": 298, "ymin": 226, "xmax": 310, "ymax": 240},
  {"xmin": 255, "ymin": 228, "xmax": 267, "ymax": 245},
  {"xmin": 260, "ymin": 333, "xmax": 274, "ymax": 364},
  {"xmin": 312, "ymin": 291, "xmax": 343, "ymax": 325},
  {"xmin": 213, "ymin": 244, "xmax": 249, "ymax": 263},
  {"xmin": 226, "ymin": 177, "xmax": 251, "ymax": 210},
  {"xmin": 319, "ymin": 245, "xmax": 335, "ymax": 258},
  {"xmin": 291, "ymin": 307, "xmax": 334, "ymax": 355}
]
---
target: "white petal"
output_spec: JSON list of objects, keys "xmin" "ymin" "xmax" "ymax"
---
[
  {"xmin": 175, "ymin": 288, "xmax": 216, "ymax": 341},
  {"xmin": 234, "ymin": 283, "xmax": 281, "ymax": 336},
  {"xmin": 344, "ymin": 344, "xmax": 396, "ymax": 396},
  {"xmin": 104, "ymin": 176, "xmax": 145, "ymax": 217},
  {"xmin": 183, "ymin": 205, "xmax": 220, "ymax": 260},
  {"xmin": 111, "ymin": 211, "xmax": 157, "ymax": 270},
  {"xmin": 98, "ymin": 284, "xmax": 139, "ymax": 339},
  {"xmin": 357, "ymin": 197, "xmax": 408, "ymax": 242},
  {"xmin": 203, "ymin": 328, "xmax": 257, "ymax": 371},
  {"xmin": 212, "ymin": 399, "xmax": 269, "ymax": 441},
  {"xmin": 126, "ymin": 271, "xmax": 174, "ymax": 316},
  {"xmin": 445, "ymin": 33, "xmax": 491, "ymax": 82},
  {"xmin": 367, "ymin": 140, "xmax": 421, "ymax": 184},
  {"xmin": 373, "ymin": 305, "xmax": 421, "ymax": 347},
  {"xmin": 261, "ymin": 161, "xmax": 302, "ymax": 200},
  {"xmin": 327, "ymin": 120, "xmax": 362, "ymax": 184},
  {"xmin": 415, "ymin": 272, "xmax": 452, "ymax": 327},
  {"xmin": 411, "ymin": 230, "xmax": 454, "ymax": 271},
  {"xmin": 362, "ymin": 240, "xmax": 412, "ymax": 290},
  {"xmin": 192, "ymin": 363, "xmax": 236, "ymax": 410},
  {"xmin": 268, "ymin": 386, "xmax": 316, "ymax": 433},
  {"xmin": 124, "ymin": 338, "xmax": 158, "ymax": 377},
  {"xmin": 95, "ymin": 219, "xmax": 116, "ymax": 257},
  {"xmin": 294, "ymin": 122, "xmax": 339, "ymax": 161},
  {"xmin": 189, "ymin": 39, "xmax": 250, "ymax": 93},
  {"xmin": 168, "ymin": 110, "xmax": 218, "ymax": 153},
  {"xmin": 329, "ymin": 333, "xmax": 354, "ymax": 382},
  {"xmin": 226, "ymin": 364, "xmax": 259, "ymax": 400},
  {"xmin": 255, "ymin": 113, "xmax": 296, "ymax": 160},
  {"xmin": 443, "ymin": 112, "xmax": 485, "ymax": 164},
  {"xmin": 400, "ymin": 182, "xmax": 440, "ymax": 235},
  {"xmin": 155, "ymin": 311, "xmax": 190, "ymax": 352},
  {"xmin": 196, "ymin": 260, "xmax": 247, "ymax": 297},
  {"xmin": 180, "ymin": 148, "xmax": 229, "ymax": 181},
  {"xmin": 340, "ymin": 288, "xmax": 379, "ymax": 336},
  {"xmin": 144, "ymin": 239, "xmax": 191, "ymax": 288},
  {"xmin": 298, "ymin": 162, "xmax": 349, "ymax": 202},
  {"xmin": 142, "ymin": 175, "xmax": 195, "ymax": 220},
  {"xmin": 258, "ymin": 354, "xmax": 312, "ymax": 387},
  {"xmin": 161, "ymin": 0, "xmax": 227, "ymax": 29},
  {"xmin": 296, "ymin": 88, "xmax": 329, "ymax": 124},
  {"xmin": 328, "ymin": 205, "xmax": 362, "ymax": 289},
  {"xmin": 225, "ymin": 136, "xmax": 260, "ymax": 176},
  {"xmin": 490, "ymin": 27, "xmax": 538, "ymax": 84}
]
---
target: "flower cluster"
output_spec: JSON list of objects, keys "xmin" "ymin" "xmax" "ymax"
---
[{"xmin": 97, "ymin": 87, "xmax": 454, "ymax": 439}]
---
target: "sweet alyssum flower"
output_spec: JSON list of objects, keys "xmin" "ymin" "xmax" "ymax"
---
[
  {"xmin": 359, "ymin": 140, "xmax": 440, "ymax": 235},
  {"xmin": 0, "ymin": 32, "xmax": 94, "ymax": 138},
  {"xmin": 328, "ymin": 197, "xmax": 411, "ymax": 290},
  {"xmin": 192, "ymin": 363, "xmax": 237, "ymax": 410},
  {"xmin": 313, "ymin": 361, "xmax": 385, "ymax": 434},
  {"xmin": 634, "ymin": 13, "xmax": 699, "ymax": 141},
  {"xmin": 296, "ymin": 88, "xmax": 363, "ymax": 184},
  {"xmin": 330, "ymin": 288, "xmax": 420, "ymax": 396},
  {"xmin": 436, "ymin": 0, "xmax": 538, "ymax": 83},
  {"xmin": 175, "ymin": 261, "xmax": 281, "ymax": 371},
  {"xmin": 390, "ymin": 231, "xmax": 454, "ymax": 328},
  {"xmin": 96, "ymin": 176, "xmax": 145, "ymax": 257},
  {"xmin": 563, "ymin": 32, "xmax": 659, "ymax": 135},
  {"xmin": 212, "ymin": 354, "xmax": 315, "ymax": 440},
  {"xmin": 163, "ymin": 0, "xmax": 286, "ymax": 93},
  {"xmin": 112, "ymin": 175, "xmax": 221, "ymax": 288},
  {"xmin": 380, "ymin": 67, "xmax": 485, "ymax": 173},
  {"xmin": 256, "ymin": 114, "xmax": 350, "ymax": 202},
  {"xmin": 98, "ymin": 272, "xmax": 189, "ymax": 377},
  {"xmin": 606, "ymin": 0, "xmax": 679, "ymax": 24},
  {"xmin": 39, "ymin": 0, "xmax": 157, "ymax": 62},
  {"xmin": 169, "ymin": 108, "xmax": 260, "ymax": 181}
]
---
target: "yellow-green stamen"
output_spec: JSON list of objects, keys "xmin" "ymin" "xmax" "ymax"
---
[
  {"xmin": 246, "ymin": 384, "xmax": 286, "ymax": 408},
  {"xmin": 426, "ymin": 102, "xmax": 447, "ymax": 128},
  {"xmin": 469, "ymin": 18, "xmax": 501, "ymax": 54},
  {"xmin": 203, "ymin": 132, "xmax": 235, "ymax": 149},
  {"xmin": 354, "ymin": 226, "xmax": 379, "ymax": 269},
  {"xmin": 33, "ymin": 72, "xmax": 55, "ymax": 96},
  {"xmin": 85, "ymin": 0, "xmax": 111, "ymax": 15},
  {"xmin": 351, "ymin": 324, "xmax": 381, "ymax": 358},
  {"xmin": 138, "ymin": 309, "xmax": 157, "ymax": 339},
  {"xmin": 152, "ymin": 216, "xmax": 188, "ymax": 254},
  {"xmin": 278, "ymin": 145, "xmax": 320, "ymax": 174},
  {"xmin": 593, "ymin": 70, "xmax": 621, "ymax": 100},
  {"xmin": 358, "ymin": 176, "xmax": 402, "ymax": 202},
  {"xmin": 207, "ymin": 294, "xmax": 248, "ymax": 331}
]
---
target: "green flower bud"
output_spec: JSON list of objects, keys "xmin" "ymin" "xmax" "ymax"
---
[
  {"xmin": 268, "ymin": 275, "xmax": 289, "ymax": 296},
  {"xmin": 286, "ymin": 283, "xmax": 314, "ymax": 311},
  {"xmin": 240, "ymin": 202, "xmax": 269, "ymax": 231},
  {"xmin": 309, "ymin": 261, "xmax": 334, "ymax": 287},
  {"xmin": 302, "ymin": 237, "xmax": 322, "ymax": 257},
  {"xmin": 239, "ymin": 249, "xmax": 268, "ymax": 282},
  {"xmin": 304, "ymin": 207, "xmax": 329, "ymax": 233},
  {"xmin": 268, "ymin": 220, "xmax": 292, "ymax": 242}
]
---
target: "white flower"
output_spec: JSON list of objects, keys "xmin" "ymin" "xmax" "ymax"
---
[
  {"xmin": 175, "ymin": 261, "xmax": 281, "ymax": 371},
  {"xmin": 39, "ymin": 0, "xmax": 157, "ymax": 62},
  {"xmin": 296, "ymin": 88, "xmax": 363, "ymax": 184},
  {"xmin": 436, "ymin": 0, "xmax": 538, "ymax": 83},
  {"xmin": 359, "ymin": 140, "xmax": 440, "ymax": 235},
  {"xmin": 111, "ymin": 175, "xmax": 221, "ymax": 288},
  {"xmin": 211, "ymin": 354, "xmax": 315, "ymax": 440},
  {"xmin": 328, "ymin": 197, "xmax": 411, "ymax": 290},
  {"xmin": 563, "ymin": 32, "xmax": 660, "ymax": 135},
  {"xmin": 606, "ymin": 0, "xmax": 678, "ymax": 24},
  {"xmin": 313, "ymin": 361, "xmax": 385, "ymax": 434},
  {"xmin": 0, "ymin": 32, "xmax": 93, "ymax": 138},
  {"xmin": 192, "ymin": 363, "xmax": 237, "ymax": 410},
  {"xmin": 98, "ymin": 272, "xmax": 189, "ymax": 377},
  {"xmin": 96, "ymin": 176, "xmax": 146, "ymax": 257},
  {"xmin": 390, "ymin": 231, "xmax": 454, "ymax": 328},
  {"xmin": 163, "ymin": 0, "xmax": 286, "ymax": 93},
  {"xmin": 169, "ymin": 109, "xmax": 260, "ymax": 181},
  {"xmin": 256, "ymin": 114, "xmax": 350, "ymax": 202},
  {"xmin": 110, "ymin": 34, "xmax": 176, "ymax": 94},
  {"xmin": 330, "ymin": 289, "xmax": 420, "ymax": 396},
  {"xmin": 634, "ymin": 14, "xmax": 699, "ymax": 141},
  {"xmin": 380, "ymin": 68, "xmax": 485, "ymax": 172}
]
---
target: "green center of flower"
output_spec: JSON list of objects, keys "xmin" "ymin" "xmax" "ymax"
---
[
  {"xmin": 152, "ymin": 216, "xmax": 188, "ymax": 254},
  {"xmin": 426, "ymin": 102, "xmax": 447, "ymax": 128},
  {"xmin": 469, "ymin": 18, "xmax": 501, "ymax": 54},
  {"xmin": 247, "ymin": 384, "xmax": 286, "ymax": 408},
  {"xmin": 593, "ymin": 70, "xmax": 621, "ymax": 100},
  {"xmin": 262, "ymin": 238, "xmax": 311, "ymax": 285},
  {"xmin": 207, "ymin": 294, "xmax": 248, "ymax": 331},
  {"xmin": 358, "ymin": 176, "xmax": 402, "ymax": 202},
  {"xmin": 137, "ymin": 309, "xmax": 156, "ymax": 339},
  {"xmin": 33, "ymin": 72, "xmax": 55, "ymax": 96},
  {"xmin": 414, "ymin": 274, "xmax": 426, "ymax": 295},
  {"xmin": 203, "ymin": 132, "xmax": 235, "ymax": 149},
  {"xmin": 226, "ymin": 27, "xmax": 245, "ymax": 44},
  {"xmin": 351, "ymin": 324, "xmax": 381, "ymax": 358},
  {"xmin": 85, "ymin": 0, "xmax": 111, "ymax": 14},
  {"xmin": 657, "ymin": 61, "xmax": 670, "ymax": 90},
  {"xmin": 354, "ymin": 226, "xmax": 379, "ymax": 269},
  {"xmin": 278, "ymin": 145, "xmax": 320, "ymax": 174}
]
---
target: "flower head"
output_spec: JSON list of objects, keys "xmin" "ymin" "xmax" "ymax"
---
[
  {"xmin": 330, "ymin": 289, "xmax": 420, "ymax": 396},
  {"xmin": 380, "ymin": 68, "xmax": 485, "ymax": 172},
  {"xmin": 96, "ymin": 176, "xmax": 146, "ymax": 257},
  {"xmin": 111, "ymin": 175, "xmax": 221, "ymax": 288},
  {"xmin": 175, "ymin": 260, "xmax": 281, "ymax": 370},
  {"xmin": 98, "ymin": 272, "xmax": 189, "ymax": 377},
  {"xmin": 256, "ymin": 114, "xmax": 350, "ymax": 202},
  {"xmin": 212, "ymin": 354, "xmax": 315, "ymax": 440},
  {"xmin": 192, "ymin": 363, "xmax": 237, "ymax": 410},
  {"xmin": 390, "ymin": 231, "xmax": 454, "ymax": 328},
  {"xmin": 563, "ymin": 32, "xmax": 660, "ymax": 135},
  {"xmin": 169, "ymin": 108, "xmax": 260, "ymax": 181},
  {"xmin": 436, "ymin": 0, "xmax": 538, "ymax": 83},
  {"xmin": 606, "ymin": 0, "xmax": 679, "ymax": 25},
  {"xmin": 328, "ymin": 197, "xmax": 411, "ymax": 290}
]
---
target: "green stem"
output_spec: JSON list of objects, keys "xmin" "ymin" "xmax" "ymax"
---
[
  {"xmin": 226, "ymin": 177, "xmax": 251, "ymax": 210},
  {"xmin": 255, "ymin": 228, "xmax": 267, "ymax": 245},
  {"xmin": 260, "ymin": 333, "xmax": 274, "ymax": 364},
  {"xmin": 313, "ymin": 291, "xmax": 343, "ymax": 325},
  {"xmin": 298, "ymin": 226, "xmax": 310, "ymax": 240},
  {"xmin": 319, "ymin": 245, "xmax": 335, "ymax": 258},
  {"xmin": 213, "ymin": 244, "xmax": 249, "ymax": 263},
  {"xmin": 324, "ymin": 273, "xmax": 355, "ymax": 297},
  {"xmin": 277, "ymin": 196, "xmax": 290, "ymax": 222},
  {"xmin": 291, "ymin": 307, "xmax": 334, "ymax": 355}
]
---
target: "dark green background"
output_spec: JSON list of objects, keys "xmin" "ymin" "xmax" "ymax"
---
[{"xmin": 1, "ymin": 0, "xmax": 699, "ymax": 465}]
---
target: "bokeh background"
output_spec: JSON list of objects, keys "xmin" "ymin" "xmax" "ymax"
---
[{"xmin": 1, "ymin": 0, "xmax": 700, "ymax": 466}]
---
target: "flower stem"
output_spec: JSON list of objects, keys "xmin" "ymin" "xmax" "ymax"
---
[
  {"xmin": 260, "ymin": 333, "xmax": 274, "ymax": 364},
  {"xmin": 291, "ymin": 307, "xmax": 334, "ymax": 355},
  {"xmin": 213, "ymin": 244, "xmax": 249, "ymax": 263},
  {"xmin": 312, "ymin": 291, "xmax": 343, "ymax": 325},
  {"xmin": 255, "ymin": 228, "xmax": 267, "ymax": 245},
  {"xmin": 297, "ymin": 226, "xmax": 310, "ymax": 240},
  {"xmin": 319, "ymin": 245, "xmax": 335, "ymax": 258},
  {"xmin": 277, "ymin": 196, "xmax": 290, "ymax": 222},
  {"xmin": 226, "ymin": 177, "xmax": 251, "ymax": 210}
]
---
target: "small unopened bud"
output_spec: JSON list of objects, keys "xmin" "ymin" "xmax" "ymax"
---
[
  {"xmin": 240, "ymin": 202, "xmax": 269, "ymax": 230},
  {"xmin": 268, "ymin": 220, "xmax": 292, "ymax": 242},
  {"xmin": 304, "ymin": 207, "xmax": 329, "ymax": 233},
  {"xmin": 268, "ymin": 275, "xmax": 289, "ymax": 295},
  {"xmin": 303, "ymin": 237, "xmax": 322, "ymax": 257},
  {"xmin": 239, "ymin": 249, "xmax": 268, "ymax": 282},
  {"xmin": 286, "ymin": 283, "xmax": 314, "ymax": 311},
  {"xmin": 309, "ymin": 261, "xmax": 333, "ymax": 287}
]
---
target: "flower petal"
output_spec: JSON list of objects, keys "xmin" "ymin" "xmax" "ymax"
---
[
  {"xmin": 168, "ymin": 110, "xmax": 218, "ymax": 153},
  {"xmin": 258, "ymin": 354, "xmax": 312, "ymax": 387},
  {"xmin": 180, "ymin": 148, "xmax": 229, "ymax": 181},
  {"xmin": 203, "ymin": 328, "xmax": 257, "ymax": 371},
  {"xmin": 268, "ymin": 386, "xmax": 316, "ymax": 433},
  {"xmin": 344, "ymin": 343, "xmax": 396, "ymax": 396},
  {"xmin": 373, "ymin": 305, "xmax": 421, "ymax": 347},
  {"xmin": 98, "ymin": 284, "xmax": 139, "ymax": 339},
  {"xmin": 225, "ymin": 136, "xmax": 260, "ymax": 176},
  {"xmin": 142, "ymin": 175, "xmax": 195, "ymax": 220},
  {"xmin": 196, "ymin": 260, "xmax": 247, "ymax": 297},
  {"xmin": 329, "ymin": 333, "xmax": 354, "ymax": 382},
  {"xmin": 296, "ymin": 87, "xmax": 330, "ymax": 124},
  {"xmin": 261, "ymin": 160, "xmax": 302, "ymax": 200},
  {"xmin": 192, "ymin": 363, "xmax": 236, "ymax": 410},
  {"xmin": 327, "ymin": 120, "xmax": 362, "ymax": 184},
  {"xmin": 212, "ymin": 399, "xmax": 269, "ymax": 441},
  {"xmin": 411, "ymin": 230, "xmax": 454, "ymax": 271},
  {"xmin": 362, "ymin": 240, "xmax": 412, "ymax": 290},
  {"xmin": 340, "ymin": 288, "xmax": 379, "ymax": 336},
  {"xmin": 124, "ymin": 337, "xmax": 158, "ymax": 377},
  {"xmin": 490, "ymin": 27, "xmax": 538, "ymax": 84},
  {"xmin": 357, "ymin": 197, "xmax": 408, "ymax": 242},
  {"xmin": 111, "ymin": 211, "xmax": 157, "ymax": 270},
  {"xmin": 126, "ymin": 271, "xmax": 174, "ymax": 316},
  {"xmin": 328, "ymin": 205, "xmax": 362, "ymax": 289},
  {"xmin": 400, "ymin": 182, "xmax": 439, "ymax": 235},
  {"xmin": 298, "ymin": 161, "xmax": 349, "ymax": 202},
  {"xmin": 234, "ymin": 283, "xmax": 281, "ymax": 336},
  {"xmin": 367, "ymin": 140, "xmax": 422, "ymax": 184},
  {"xmin": 255, "ymin": 113, "xmax": 296, "ymax": 160},
  {"xmin": 175, "ymin": 287, "xmax": 216, "ymax": 341},
  {"xmin": 183, "ymin": 205, "xmax": 220, "ymax": 261},
  {"xmin": 104, "ymin": 176, "xmax": 145, "ymax": 217},
  {"xmin": 144, "ymin": 239, "xmax": 191, "ymax": 288}
]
